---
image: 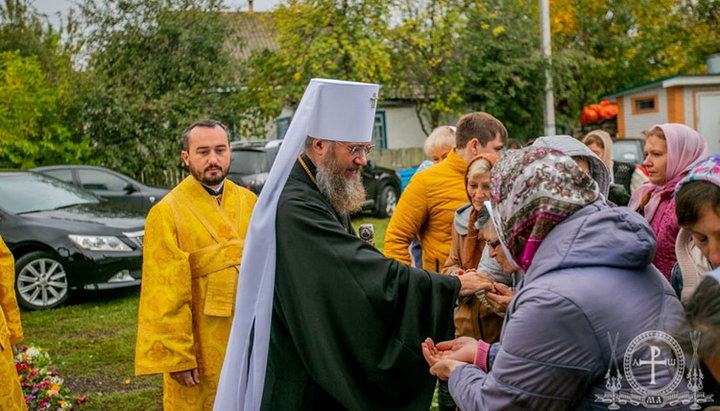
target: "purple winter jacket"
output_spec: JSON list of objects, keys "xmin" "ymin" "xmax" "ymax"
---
[{"xmin": 448, "ymin": 200, "xmax": 685, "ymax": 410}]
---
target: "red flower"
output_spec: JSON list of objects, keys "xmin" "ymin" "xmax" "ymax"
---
[{"xmin": 76, "ymin": 395, "xmax": 87, "ymax": 404}]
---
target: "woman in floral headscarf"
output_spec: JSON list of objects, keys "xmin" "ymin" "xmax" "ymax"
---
[
  {"xmin": 421, "ymin": 147, "xmax": 684, "ymax": 410},
  {"xmin": 629, "ymin": 124, "xmax": 709, "ymax": 281}
]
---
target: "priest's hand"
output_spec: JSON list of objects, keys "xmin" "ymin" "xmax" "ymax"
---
[
  {"xmin": 486, "ymin": 283, "xmax": 514, "ymax": 313},
  {"xmin": 421, "ymin": 336, "xmax": 477, "ymax": 366},
  {"xmin": 457, "ymin": 271, "xmax": 494, "ymax": 296},
  {"xmin": 170, "ymin": 368, "xmax": 200, "ymax": 386},
  {"xmin": 429, "ymin": 359, "xmax": 465, "ymax": 381}
]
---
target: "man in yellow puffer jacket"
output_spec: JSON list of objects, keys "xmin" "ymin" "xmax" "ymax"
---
[
  {"xmin": 385, "ymin": 112, "xmax": 508, "ymax": 272},
  {"xmin": 0, "ymin": 235, "xmax": 27, "ymax": 411}
]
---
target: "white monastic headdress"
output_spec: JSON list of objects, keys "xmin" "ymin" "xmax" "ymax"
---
[{"xmin": 214, "ymin": 79, "xmax": 380, "ymax": 411}]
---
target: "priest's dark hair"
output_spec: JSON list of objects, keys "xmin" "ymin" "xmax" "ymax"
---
[
  {"xmin": 455, "ymin": 112, "xmax": 508, "ymax": 149},
  {"xmin": 182, "ymin": 119, "xmax": 230, "ymax": 150}
]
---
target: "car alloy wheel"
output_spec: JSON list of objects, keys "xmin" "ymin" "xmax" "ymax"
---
[
  {"xmin": 15, "ymin": 251, "xmax": 69, "ymax": 310},
  {"xmin": 376, "ymin": 185, "xmax": 398, "ymax": 218}
]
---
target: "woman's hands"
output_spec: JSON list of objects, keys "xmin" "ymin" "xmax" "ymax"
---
[
  {"xmin": 486, "ymin": 282, "xmax": 514, "ymax": 313},
  {"xmin": 421, "ymin": 336, "xmax": 478, "ymax": 380}
]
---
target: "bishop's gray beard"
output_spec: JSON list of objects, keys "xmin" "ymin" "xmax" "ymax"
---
[{"xmin": 316, "ymin": 152, "xmax": 365, "ymax": 215}]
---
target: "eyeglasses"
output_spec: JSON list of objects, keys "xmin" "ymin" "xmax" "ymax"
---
[
  {"xmin": 487, "ymin": 239, "xmax": 501, "ymax": 249},
  {"xmin": 336, "ymin": 141, "xmax": 375, "ymax": 157}
]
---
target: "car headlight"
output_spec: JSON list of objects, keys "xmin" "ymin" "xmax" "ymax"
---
[{"xmin": 68, "ymin": 235, "xmax": 132, "ymax": 252}]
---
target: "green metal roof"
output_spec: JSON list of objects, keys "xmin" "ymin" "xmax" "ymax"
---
[{"xmin": 602, "ymin": 74, "xmax": 680, "ymax": 98}]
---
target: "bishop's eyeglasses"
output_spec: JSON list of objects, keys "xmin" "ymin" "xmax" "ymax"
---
[{"xmin": 336, "ymin": 141, "xmax": 375, "ymax": 157}]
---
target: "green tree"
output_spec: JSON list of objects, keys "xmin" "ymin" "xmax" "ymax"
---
[
  {"xmin": 78, "ymin": 0, "xmax": 243, "ymax": 186},
  {"xmin": 388, "ymin": 0, "xmax": 471, "ymax": 133},
  {"xmin": 0, "ymin": 51, "xmax": 90, "ymax": 168},
  {"xmin": 247, "ymin": 0, "xmax": 393, "ymax": 116},
  {"xmin": 550, "ymin": 0, "xmax": 719, "ymax": 131},
  {"xmin": 459, "ymin": 0, "xmax": 546, "ymax": 140},
  {"xmin": 0, "ymin": 1, "xmax": 88, "ymax": 168}
]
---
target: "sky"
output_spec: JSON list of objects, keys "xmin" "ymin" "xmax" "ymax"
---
[{"xmin": 32, "ymin": 0, "xmax": 283, "ymax": 27}]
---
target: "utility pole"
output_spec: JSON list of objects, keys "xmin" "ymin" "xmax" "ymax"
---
[{"xmin": 540, "ymin": 0, "xmax": 556, "ymax": 136}]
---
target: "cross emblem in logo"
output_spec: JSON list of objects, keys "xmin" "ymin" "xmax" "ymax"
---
[{"xmin": 637, "ymin": 345, "xmax": 667, "ymax": 385}]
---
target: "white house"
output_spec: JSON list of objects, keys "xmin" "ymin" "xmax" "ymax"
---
[{"xmin": 604, "ymin": 54, "xmax": 720, "ymax": 154}]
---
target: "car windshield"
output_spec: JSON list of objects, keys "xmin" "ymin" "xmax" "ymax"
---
[
  {"xmin": 613, "ymin": 140, "xmax": 644, "ymax": 165},
  {"xmin": 0, "ymin": 173, "xmax": 99, "ymax": 214},
  {"xmin": 230, "ymin": 149, "xmax": 277, "ymax": 174}
]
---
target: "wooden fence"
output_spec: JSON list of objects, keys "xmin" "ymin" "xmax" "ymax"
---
[{"xmin": 368, "ymin": 147, "xmax": 425, "ymax": 170}]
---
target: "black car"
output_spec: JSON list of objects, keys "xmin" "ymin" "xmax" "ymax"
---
[
  {"xmin": 31, "ymin": 165, "xmax": 169, "ymax": 212},
  {"xmin": 360, "ymin": 160, "xmax": 401, "ymax": 218},
  {"xmin": 227, "ymin": 140, "xmax": 282, "ymax": 194},
  {"xmin": 0, "ymin": 171, "xmax": 145, "ymax": 310},
  {"xmin": 227, "ymin": 140, "xmax": 401, "ymax": 218}
]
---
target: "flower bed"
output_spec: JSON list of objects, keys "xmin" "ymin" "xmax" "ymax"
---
[{"xmin": 15, "ymin": 345, "xmax": 86, "ymax": 410}]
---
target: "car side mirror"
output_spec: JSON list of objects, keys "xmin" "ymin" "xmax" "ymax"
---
[
  {"xmin": 124, "ymin": 183, "xmax": 137, "ymax": 193},
  {"xmin": 366, "ymin": 160, "xmax": 376, "ymax": 169}
]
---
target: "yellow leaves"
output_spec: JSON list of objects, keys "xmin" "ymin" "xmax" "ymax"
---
[
  {"xmin": 550, "ymin": 0, "xmax": 577, "ymax": 36},
  {"xmin": 492, "ymin": 26, "xmax": 506, "ymax": 37}
]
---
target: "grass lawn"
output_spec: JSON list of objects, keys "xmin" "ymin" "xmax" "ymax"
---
[
  {"xmin": 20, "ymin": 287, "xmax": 162, "ymax": 410},
  {"xmin": 20, "ymin": 214, "xmax": 391, "ymax": 410}
]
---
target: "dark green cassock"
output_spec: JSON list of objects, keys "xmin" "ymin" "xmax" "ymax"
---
[{"xmin": 261, "ymin": 155, "xmax": 461, "ymax": 410}]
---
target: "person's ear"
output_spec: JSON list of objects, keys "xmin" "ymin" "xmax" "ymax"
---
[
  {"xmin": 181, "ymin": 150, "xmax": 190, "ymax": 166},
  {"xmin": 312, "ymin": 138, "xmax": 332, "ymax": 156},
  {"xmin": 469, "ymin": 138, "xmax": 480, "ymax": 155},
  {"xmin": 311, "ymin": 138, "xmax": 324, "ymax": 153}
]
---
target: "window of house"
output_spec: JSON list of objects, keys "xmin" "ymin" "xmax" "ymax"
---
[
  {"xmin": 632, "ymin": 95, "xmax": 658, "ymax": 114},
  {"xmin": 372, "ymin": 111, "xmax": 387, "ymax": 149}
]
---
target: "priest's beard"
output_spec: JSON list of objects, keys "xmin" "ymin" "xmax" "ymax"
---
[
  {"xmin": 316, "ymin": 151, "xmax": 365, "ymax": 215},
  {"xmin": 189, "ymin": 162, "xmax": 227, "ymax": 187}
]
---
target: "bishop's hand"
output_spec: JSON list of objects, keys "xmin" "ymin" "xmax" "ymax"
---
[{"xmin": 457, "ymin": 271, "xmax": 494, "ymax": 296}]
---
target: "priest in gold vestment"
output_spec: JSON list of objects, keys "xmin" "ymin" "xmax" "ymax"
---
[
  {"xmin": 135, "ymin": 120, "xmax": 257, "ymax": 410},
  {"xmin": 0, "ymin": 235, "xmax": 26, "ymax": 411}
]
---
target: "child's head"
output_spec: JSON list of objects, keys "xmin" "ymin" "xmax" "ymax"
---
[
  {"xmin": 676, "ymin": 155, "xmax": 720, "ymax": 266},
  {"xmin": 424, "ymin": 126, "xmax": 456, "ymax": 163}
]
